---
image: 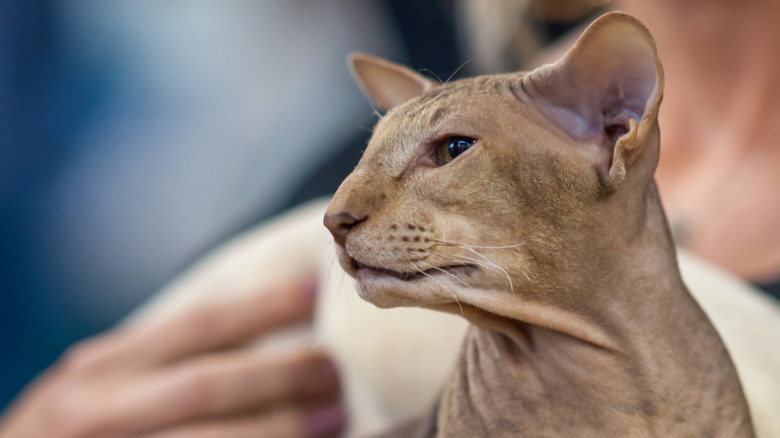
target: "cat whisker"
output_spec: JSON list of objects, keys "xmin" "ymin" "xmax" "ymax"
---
[
  {"xmin": 428, "ymin": 237, "xmax": 531, "ymax": 287},
  {"xmin": 418, "ymin": 261, "xmax": 473, "ymax": 290},
  {"xmin": 361, "ymin": 99, "xmax": 383, "ymax": 119},
  {"xmin": 432, "ymin": 238, "xmax": 525, "ymax": 250},
  {"xmin": 445, "ymin": 59, "xmax": 471, "ymax": 84},
  {"xmin": 412, "ymin": 262, "xmax": 465, "ymax": 317},
  {"xmin": 438, "ymin": 248, "xmax": 533, "ymax": 287},
  {"xmin": 420, "ymin": 68, "xmax": 444, "ymax": 85},
  {"xmin": 463, "ymin": 246, "xmax": 516, "ymax": 292},
  {"xmin": 429, "ymin": 249, "xmax": 495, "ymax": 275},
  {"xmin": 432, "ymin": 246, "xmax": 515, "ymax": 293},
  {"xmin": 444, "ymin": 253, "xmax": 505, "ymax": 280}
]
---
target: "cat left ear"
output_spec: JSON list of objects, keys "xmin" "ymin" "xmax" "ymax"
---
[
  {"xmin": 519, "ymin": 12, "xmax": 664, "ymax": 191},
  {"xmin": 349, "ymin": 53, "xmax": 438, "ymax": 112}
]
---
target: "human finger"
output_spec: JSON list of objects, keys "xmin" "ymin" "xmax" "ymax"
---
[
  {"xmin": 90, "ymin": 350, "xmax": 340, "ymax": 434},
  {"xmin": 119, "ymin": 277, "xmax": 318, "ymax": 367},
  {"xmin": 144, "ymin": 404, "xmax": 346, "ymax": 438}
]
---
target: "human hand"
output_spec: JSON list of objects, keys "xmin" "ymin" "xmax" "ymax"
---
[{"xmin": 0, "ymin": 279, "xmax": 344, "ymax": 438}]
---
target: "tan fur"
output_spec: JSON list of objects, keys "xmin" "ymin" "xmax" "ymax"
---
[{"xmin": 324, "ymin": 12, "xmax": 754, "ymax": 437}]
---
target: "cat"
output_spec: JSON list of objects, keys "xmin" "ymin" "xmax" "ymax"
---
[{"xmin": 324, "ymin": 12, "xmax": 754, "ymax": 437}]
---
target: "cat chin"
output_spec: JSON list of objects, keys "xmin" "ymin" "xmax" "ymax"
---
[{"xmin": 354, "ymin": 266, "xmax": 467, "ymax": 309}]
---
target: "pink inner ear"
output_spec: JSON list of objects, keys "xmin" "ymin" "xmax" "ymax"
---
[
  {"xmin": 600, "ymin": 76, "xmax": 655, "ymax": 142},
  {"xmin": 532, "ymin": 62, "xmax": 657, "ymax": 149},
  {"xmin": 518, "ymin": 16, "xmax": 660, "ymax": 155}
]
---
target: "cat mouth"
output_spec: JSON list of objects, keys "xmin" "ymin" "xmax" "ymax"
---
[{"xmin": 348, "ymin": 259, "xmax": 477, "ymax": 281}]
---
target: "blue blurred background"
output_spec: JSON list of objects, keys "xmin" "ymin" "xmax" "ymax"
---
[{"xmin": 0, "ymin": 0, "xmax": 475, "ymax": 410}]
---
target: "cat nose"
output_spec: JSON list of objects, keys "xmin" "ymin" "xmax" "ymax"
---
[{"xmin": 323, "ymin": 212, "xmax": 365, "ymax": 247}]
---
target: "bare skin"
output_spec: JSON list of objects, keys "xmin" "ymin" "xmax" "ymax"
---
[
  {"xmin": 0, "ymin": 280, "xmax": 345, "ymax": 438},
  {"xmin": 325, "ymin": 13, "xmax": 753, "ymax": 437},
  {"xmin": 617, "ymin": 0, "xmax": 780, "ymax": 283}
]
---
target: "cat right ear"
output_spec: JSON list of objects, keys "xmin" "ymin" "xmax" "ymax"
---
[
  {"xmin": 349, "ymin": 53, "xmax": 437, "ymax": 112},
  {"xmin": 517, "ymin": 12, "xmax": 663, "ymax": 192}
]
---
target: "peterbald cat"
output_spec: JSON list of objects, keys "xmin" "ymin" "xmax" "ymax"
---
[{"xmin": 324, "ymin": 12, "xmax": 754, "ymax": 437}]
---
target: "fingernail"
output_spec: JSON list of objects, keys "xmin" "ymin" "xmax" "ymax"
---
[{"xmin": 307, "ymin": 405, "xmax": 346, "ymax": 438}]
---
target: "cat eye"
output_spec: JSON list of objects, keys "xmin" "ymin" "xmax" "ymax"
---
[{"xmin": 437, "ymin": 136, "xmax": 476, "ymax": 164}]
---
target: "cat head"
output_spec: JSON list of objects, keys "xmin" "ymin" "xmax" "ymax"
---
[{"xmin": 324, "ymin": 13, "xmax": 664, "ymax": 327}]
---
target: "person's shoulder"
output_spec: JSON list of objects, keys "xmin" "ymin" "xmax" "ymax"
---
[{"xmin": 678, "ymin": 248, "xmax": 780, "ymax": 438}]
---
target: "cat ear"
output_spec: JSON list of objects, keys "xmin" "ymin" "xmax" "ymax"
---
[
  {"xmin": 519, "ymin": 12, "xmax": 664, "ymax": 191},
  {"xmin": 349, "ymin": 53, "xmax": 437, "ymax": 112}
]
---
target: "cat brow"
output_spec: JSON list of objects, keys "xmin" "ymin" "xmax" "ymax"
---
[{"xmin": 430, "ymin": 107, "xmax": 447, "ymax": 125}]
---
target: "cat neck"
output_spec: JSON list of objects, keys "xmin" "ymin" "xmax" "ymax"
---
[{"xmin": 433, "ymin": 182, "xmax": 754, "ymax": 437}]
